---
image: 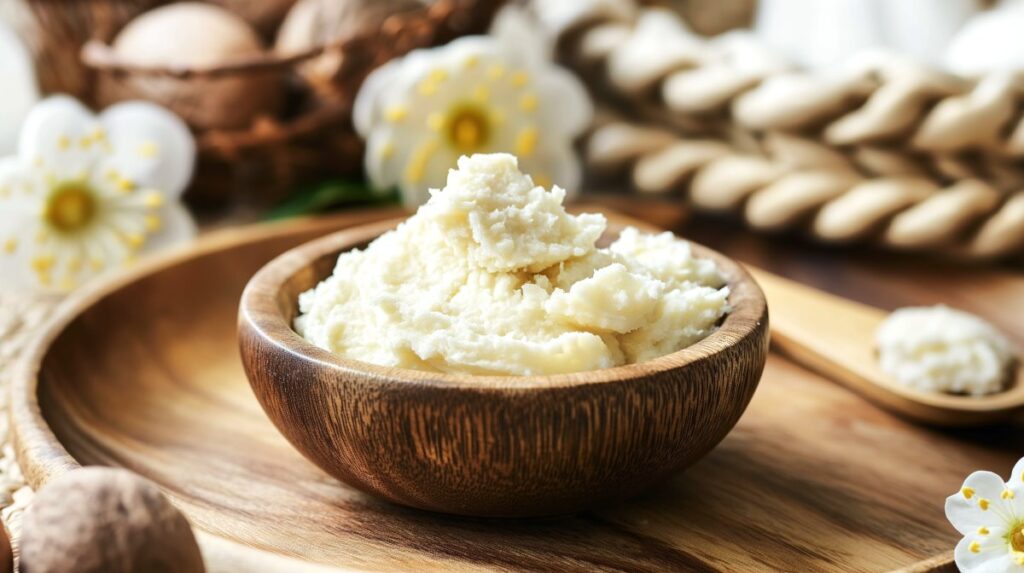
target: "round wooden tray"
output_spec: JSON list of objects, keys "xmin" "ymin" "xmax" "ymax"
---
[{"xmin": 8, "ymin": 204, "xmax": 988, "ymax": 572}]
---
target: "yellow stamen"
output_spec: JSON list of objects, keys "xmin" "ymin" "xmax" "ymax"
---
[
  {"xmin": 143, "ymin": 192, "xmax": 164, "ymax": 209},
  {"xmin": 121, "ymin": 232, "xmax": 145, "ymax": 249},
  {"xmin": 487, "ymin": 64, "xmax": 505, "ymax": 80},
  {"xmin": 89, "ymin": 258, "xmax": 104, "ymax": 272},
  {"xmin": 516, "ymin": 127, "xmax": 538, "ymax": 157},
  {"xmin": 35, "ymin": 229, "xmax": 50, "ymax": 244},
  {"xmin": 384, "ymin": 106, "xmax": 408, "ymax": 123},
  {"xmin": 57, "ymin": 135, "xmax": 71, "ymax": 151},
  {"xmin": 67, "ymin": 258, "xmax": 82, "ymax": 274},
  {"xmin": 31, "ymin": 255, "xmax": 54, "ymax": 274},
  {"xmin": 978, "ymin": 527, "xmax": 989, "ymax": 535},
  {"xmin": 145, "ymin": 215, "xmax": 162, "ymax": 231},
  {"xmin": 969, "ymin": 541, "xmax": 981, "ymax": 553},
  {"xmin": 428, "ymin": 69, "xmax": 448, "ymax": 83},
  {"xmin": 116, "ymin": 177, "xmax": 136, "ymax": 193},
  {"xmin": 963, "ymin": 487, "xmax": 975, "ymax": 499},
  {"xmin": 472, "ymin": 85, "xmax": 490, "ymax": 103},
  {"xmin": 405, "ymin": 140, "xmax": 439, "ymax": 184},
  {"xmin": 2, "ymin": 238, "xmax": 16, "ymax": 254},
  {"xmin": 1003, "ymin": 489, "xmax": 1015, "ymax": 500},
  {"xmin": 520, "ymin": 93, "xmax": 539, "ymax": 112},
  {"xmin": 138, "ymin": 141, "xmax": 160, "ymax": 159},
  {"xmin": 979, "ymin": 498, "xmax": 990, "ymax": 510},
  {"xmin": 427, "ymin": 113, "xmax": 445, "ymax": 131},
  {"xmin": 510, "ymin": 70, "xmax": 529, "ymax": 87},
  {"xmin": 59, "ymin": 276, "xmax": 76, "ymax": 291},
  {"xmin": 418, "ymin": 81, "xmax": 438, "ymax": 96},
  {"xmin": 463, "ymin": 55, "xmax": 479, "ymax": 69}
]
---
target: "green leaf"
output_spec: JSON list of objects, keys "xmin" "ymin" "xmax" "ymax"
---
[{"xmin": 264, "ymin": 180, "xmax": 398, "ymax": 220}]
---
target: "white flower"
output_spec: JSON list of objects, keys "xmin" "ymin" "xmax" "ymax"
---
[
  {"xmin": 0, "ymin": 20, "xmax": 40, "ymax": 155},
  {"xmin": 0, "ymin": 96, "xmax": 197, "ymax": 293},
  {"xmin": 947, "ymin": 457, "xmax": 1024, "ymax": 572},
  {"xmin": 353, "ymin": 7, "xmax": 593, "ymax": 207}
]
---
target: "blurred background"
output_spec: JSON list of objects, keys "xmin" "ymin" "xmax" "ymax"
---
[{"xmin": 2, "ymin": 0, "xmax": 1021, "ymax": 255}]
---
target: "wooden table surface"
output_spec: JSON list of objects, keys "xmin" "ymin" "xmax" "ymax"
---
[
  {"xmin": 679, "ymin": 208, "xmax": 1023, "ymax": 571},
  {"xmin": 17, "ymin": 199, "xmax": 1023, "ymax": 572}
]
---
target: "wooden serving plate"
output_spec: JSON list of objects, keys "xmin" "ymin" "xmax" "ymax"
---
[{"xmin": 10, "ymin": 205, "xmax": 1021, "ymax": 572}]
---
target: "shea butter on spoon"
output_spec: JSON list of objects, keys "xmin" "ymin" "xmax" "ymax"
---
[
  {"xmin": 295, "ymin": 153, "xmax": 730, "ymax": 376},
  {"xmin": 876, "ymin": 305, "xmax": 1015, "ymax": 396},
  {"xmin": 746, "ymin": 268, "xmax": 1024, "ymax": 426}
]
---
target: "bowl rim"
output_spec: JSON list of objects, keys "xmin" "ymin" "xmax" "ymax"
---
[{"xmin": 239, "ymin": 215, "xmax": 768, "ymax": 391}]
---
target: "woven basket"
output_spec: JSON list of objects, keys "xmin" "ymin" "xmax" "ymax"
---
[{"xmin": 13, "ymin": 0, "xmax": 503, "ymax": 207}]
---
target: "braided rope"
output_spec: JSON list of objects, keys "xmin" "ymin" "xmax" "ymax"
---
[
  {"xmin": 587, "ymin": 121, "xmax": 1024, "ymax": 259},
  {"xmin": 535, "ymin": 1, "xmax": 1024, "ymax": 260}
]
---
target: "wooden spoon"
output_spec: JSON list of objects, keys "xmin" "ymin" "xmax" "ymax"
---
[{"xmin": 746, "ymin": 266, "xmax": 1024, "ymax": 426}]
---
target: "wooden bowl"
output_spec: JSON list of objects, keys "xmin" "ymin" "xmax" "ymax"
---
[{"xmin": 238, "ymin": 217, "xmax": 770, "ymax": 517}]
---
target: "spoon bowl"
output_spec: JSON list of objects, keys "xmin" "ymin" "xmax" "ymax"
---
[
  {"xmin": 238, "ymin": 216, "xmax": 769, "ymax": 517},
  {"xmin": 749, "ymin": 268, "xmax": 1024, "ymax": 426}
]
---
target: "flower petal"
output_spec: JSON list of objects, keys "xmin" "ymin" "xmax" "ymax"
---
[
  {"xmin": 353, "ymin": 59, "xmax": 401, "ymax": 137},
  {"xmin": 534, "ymin": 65, "xmax": 594, "ymax": 137},
  {"xmin": 520, "ymin": 141, "xmax": 582, "ymax": 198},
  {"xmin": 948, "ymin": 471, "xmax": 1017, "ymax": 535},
  {"xmin": 140, "ymin": 202, "xmax": 197, "ymax": 254},
  {"xmin": 0, "ymin": 157, "xmax": 42, "ymax": 291},
  {"xmin": 100, "ymin": 101, "xmax": 196, "ymax": 198},
  {"xmin": 0, "ymin": 21, "xmax": 40, "ymax": 155},
  {"xmin": 491, "ymin": 5, "xmax": 551, "ymax": 65},
  {"xmin": 18, "ymin": 95, "xmax": 100, "ymax": 179},
  {"xmin": 955, "ymin": 535, "xmax": 1016, "ymax": 573},
  {"xmin": 1010, "ymin": 457, "xmax": 1024, "ymax": 489}
]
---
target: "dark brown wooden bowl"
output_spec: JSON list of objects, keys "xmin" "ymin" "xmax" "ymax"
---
[{"xmin": 238, "ymin": 216, "xmax": 769, "ymax": 517}]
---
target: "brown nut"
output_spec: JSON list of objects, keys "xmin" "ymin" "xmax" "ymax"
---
[
  {"xmin": 100, "ymin": 3, "xmax": 281, "ymax": 132},
  {"xmin": 20, "ymin": 467, "xmax": 204, "ymax": 573},
  {"xmin": 0, "ymin": 520, "xmax": 10, "ymax": 573}
]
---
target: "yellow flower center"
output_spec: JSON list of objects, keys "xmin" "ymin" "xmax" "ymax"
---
[
  {"xmin": 45, "ymin": 183, "xmax": 96, "ymax": 233},
  {"xmin": 446, "ymin": 104, "xmax": 490, "ymax": 153},
  {"xmin": 1011, "ymin": 525, "xmax": 1024, "ymax": 552}
]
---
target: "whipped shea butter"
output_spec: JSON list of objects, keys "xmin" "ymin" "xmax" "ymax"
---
[
  {"xmin": 876, "ymin": 305, "xmax": 1016, "ymax": 396},
  {"xmin": 295, "ymin": 154, "xmax": 730, "ymax": 376}
]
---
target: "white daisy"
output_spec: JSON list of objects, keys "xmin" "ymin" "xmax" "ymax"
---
[
  {"xmin": 947, "ymin": 457, "xmax": 1024, "ymax": 572},
  {"xmin": 353, "ymin": 7, "xmax": 593, "ymax": 207},
  {"xmin": 0, "ymin": 96, "xmax": 197, "ymax": 293}
]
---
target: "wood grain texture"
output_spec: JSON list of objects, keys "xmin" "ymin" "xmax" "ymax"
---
[
  {"xmin": 238, "ymin": 217, "xmax": 768, "ymax": 517},
  {"xmin": 10, "ymin": 202, "xmax": 1024, "ymax": 572},
  {"xmin": 748, "ymin": 267, "xmax": 1024, "ymax": 426}
]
